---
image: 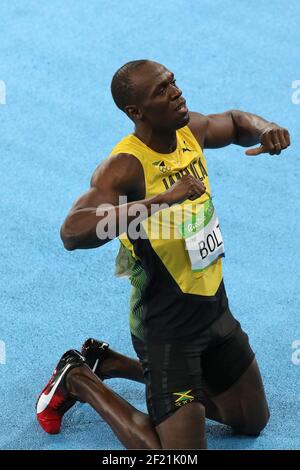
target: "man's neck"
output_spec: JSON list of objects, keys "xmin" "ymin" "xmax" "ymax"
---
[{"xmin": 133, "ymin": 126, "xmax": 177, "ymax": 154}]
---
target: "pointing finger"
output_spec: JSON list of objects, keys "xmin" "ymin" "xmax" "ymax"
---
[{"xmin": 245, "ymin": 145, "xmax": 264, "ymax": 156}]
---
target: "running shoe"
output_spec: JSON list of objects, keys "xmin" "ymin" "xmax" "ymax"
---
[
  {"xmin": 36, "ymin": 349, "xmax": 85, "ymax": 434},
  {"xmin": 81, "ymin": 338, "xmax": 110, "ymax": 379}
]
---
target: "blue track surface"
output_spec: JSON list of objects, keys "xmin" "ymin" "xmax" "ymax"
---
[{"xmin": 0, "ymin": 0, "xmax": 299, "ymax": 450}]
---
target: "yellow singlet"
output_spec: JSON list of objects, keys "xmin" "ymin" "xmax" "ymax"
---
[{"xmin": 110, "ymin": 125, "xmax": 224, "ymax": 342}]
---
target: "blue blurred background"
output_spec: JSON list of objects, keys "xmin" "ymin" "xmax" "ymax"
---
[{"xmin": 0, "ymin": 0, "xmax": 299, "ymax": 450}]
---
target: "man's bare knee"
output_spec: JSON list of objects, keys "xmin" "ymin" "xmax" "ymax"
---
[
  {"xmin": 236, "ymin": 406, "xmax": 270, "ymax": 436},
  {"xmin": 132, "ymin": 413, "xmax": 162, "ymax": 449},
  {"xmin": 157, "ymin": 402, "xmax": 207, "ymax": 449}
]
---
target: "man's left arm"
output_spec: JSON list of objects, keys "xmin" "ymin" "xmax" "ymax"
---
[{"xmin": 188, "ymin": 110, "xmax": 291, "ymax": 155}]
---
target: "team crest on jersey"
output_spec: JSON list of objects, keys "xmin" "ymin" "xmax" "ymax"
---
[
  {"xmin": 152, "ymin": 160, "xmax": 172, "ymax": 173},
  {"xmin": 173, "ymin": 389, "xmax": 195, "ymax": 407}
]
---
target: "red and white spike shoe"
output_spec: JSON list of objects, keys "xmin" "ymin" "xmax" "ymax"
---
[{"xmin": 36, "ymin": 349, "xmax": 85, "ymax": 434}]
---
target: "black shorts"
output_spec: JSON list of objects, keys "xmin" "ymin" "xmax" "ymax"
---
[{"xmin": 131, "ymin": 309, "xmax": 255, "ymax": 426}]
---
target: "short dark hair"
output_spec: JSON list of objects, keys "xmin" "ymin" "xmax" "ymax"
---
[{"xmin": 111, "ymin": 60, "xmax": 149, "ymax": 113}]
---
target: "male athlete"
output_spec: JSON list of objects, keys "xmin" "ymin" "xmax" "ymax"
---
[{"xmin": 36, "ymin": 60, "xmax": 290, "ymax": 449}]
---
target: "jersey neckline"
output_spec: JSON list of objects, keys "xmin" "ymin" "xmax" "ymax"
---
[{"xmin": 129, "ymin": 132, "xmax": 181, "ymax": 158}]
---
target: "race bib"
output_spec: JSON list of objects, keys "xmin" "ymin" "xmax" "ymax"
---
[{"xmin": 179, "ymin": 198, "xmax": 225, "ymax": 272}]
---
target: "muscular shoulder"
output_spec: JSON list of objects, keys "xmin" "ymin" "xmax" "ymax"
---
[
  {"xmin": 187, "ymin": 112, "xmax": 209, "ymax": 149},
  {"xmin": 91, "ymin": 153, "xmax": 145, "ymax": 200}
]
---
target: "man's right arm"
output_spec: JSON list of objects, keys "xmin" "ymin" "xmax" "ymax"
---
[{"xmin": 61, "ymin": 153, "xmax": 207, "ymax": 251}]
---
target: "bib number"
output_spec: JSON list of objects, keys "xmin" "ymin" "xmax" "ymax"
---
[{"xmin": 180, "ymin": 199, "xmax": 225, "ymax": 272}]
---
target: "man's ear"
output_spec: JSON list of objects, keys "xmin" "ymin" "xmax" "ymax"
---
[{"xmin": 125, "ymin": 105, "xmax": 144, "ymax": 122}]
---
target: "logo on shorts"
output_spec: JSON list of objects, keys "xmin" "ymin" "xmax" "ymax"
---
[{"xmin": 173, "ymin": 389, "xmax": 195, "ymax": 407}]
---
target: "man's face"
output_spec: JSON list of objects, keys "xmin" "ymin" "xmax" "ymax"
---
[{"xmin": 128, "ymin": 62, "xmax": 190, "ymax": 130}]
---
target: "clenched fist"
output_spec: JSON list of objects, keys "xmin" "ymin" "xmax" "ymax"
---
[
  {"xmin": 162, "ymin": 175, "xmax": 207, "ymax": 205},
  {"xmin": 246, "ymin": 124, "xmax": 291, "ymax": 156}
]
